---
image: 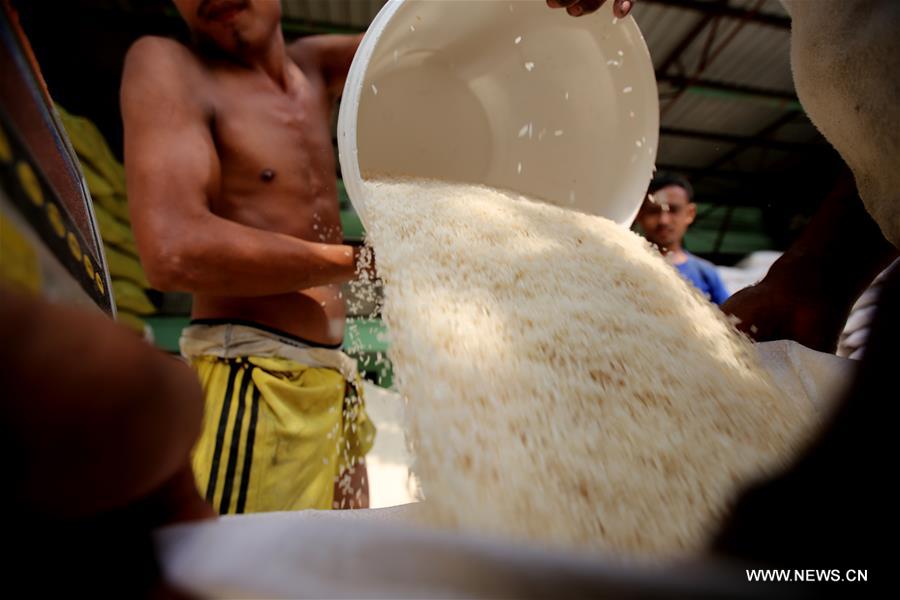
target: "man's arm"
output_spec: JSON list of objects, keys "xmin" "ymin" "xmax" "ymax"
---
[
  {"xmin": 0, "ymin": 287, "xmax": 210, "ymax": 521},
  {"xmin": 287, "ymin": 34, "xmax": 363, "ymax": 102},
  {"xmin": 722, "ymin": 170, "xmax": 898, "ymax": 352},
  {"xmin": 121, "ymin": 37, "xmax": 357, "ymax": 296}
]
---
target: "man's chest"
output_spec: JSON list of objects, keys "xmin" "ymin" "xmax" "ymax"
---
[
  {"xmin": 208, "ymin": 73, "xmax": 334, "ymax": 175},
  {"xmin": 200, "ymin": 72, "xmax": 341, "ymax": 233}
]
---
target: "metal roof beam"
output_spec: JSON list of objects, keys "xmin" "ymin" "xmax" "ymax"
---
[
  {"xmin": 659, "ymin": 75, "xmax": 802, "ymax": 109},
  {"xmin": 641, "ymin": 0, "xmax": 791, "ymax": 30},
  {"xmin": 655, "ymin": 163, "xmax": 758, "ymax": 183},
  {"xmin": 660, "ymin": 126, "xmax": 818, "ymax": 150}
]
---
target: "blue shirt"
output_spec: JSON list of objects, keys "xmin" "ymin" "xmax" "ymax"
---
[{"xmin": 675, "ymin": 252, "xmax": 730, "ymax": 305}]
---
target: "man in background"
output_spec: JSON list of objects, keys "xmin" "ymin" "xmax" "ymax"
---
[{"xmin": 635, "ymin": 172, "xmax": 730, "ymax": 305}]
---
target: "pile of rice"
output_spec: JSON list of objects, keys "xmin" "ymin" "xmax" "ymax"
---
[{"xmin": 360, "ymin": 178, "xmax": 815, "ymax": 558}]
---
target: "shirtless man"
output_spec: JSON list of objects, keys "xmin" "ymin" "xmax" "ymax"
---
[{"xmin": 122, "ymin": 0, "xmax": 374, "ymax": 514}]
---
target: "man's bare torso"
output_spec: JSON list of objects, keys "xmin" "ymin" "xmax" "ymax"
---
[{"xmin": 177, "ymin": 41, "xmax": 346, "ymax": 345}]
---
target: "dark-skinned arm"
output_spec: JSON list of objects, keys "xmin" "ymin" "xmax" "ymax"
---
[
  {"xmin": 121, "ymin": 37, "xmax": 358, "ymax": 296},
  {"xmin": 0, "ymin": 287, "xmax": 212, "ymax": 522},
  {"xmin": 287, "ymin": 33, "xmax": 363, "ymax": 103},
  {"xmin": 722, "ymin": 169, "xmax": 898, "ymax": 353}
]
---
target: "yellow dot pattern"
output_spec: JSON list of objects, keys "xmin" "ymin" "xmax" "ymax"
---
[
  {"xmin": 94, "ymin": 272, "xmax": 105, "ymax": 295},
  {"xmin": 16, "ymin": 161, "xmax": 43, "ymax": 206},
  {"xmin": 83, "ymin": 253, "xmax": 95, "ymax": 281},
  {"xmin": 4, "ymin": 131, "xmax": 107, "ymax": 302},
  {"xmin": 66, "ymin": 231, "xmax": 82, "ymax": 261},
  {"xmin": 46, "ymin": 202, "xmax": 65, "ymax": 238}
]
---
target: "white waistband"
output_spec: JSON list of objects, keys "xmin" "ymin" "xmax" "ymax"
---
[{"xmin": 180, "ymin": 322, "xmax": 359, "ymax": 381}]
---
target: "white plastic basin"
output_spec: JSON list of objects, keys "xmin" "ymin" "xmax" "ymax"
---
[{"xmin": 338, "ymin": 0, "xmax": 659, "ymax": 227}]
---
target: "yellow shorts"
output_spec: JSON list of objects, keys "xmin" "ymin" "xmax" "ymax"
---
[{"xmin": 181, "ymin": 321, "xmax": 376, "ymax": 514}]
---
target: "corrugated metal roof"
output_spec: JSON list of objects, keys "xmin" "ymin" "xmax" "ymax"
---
[
  {"xmin": 659, "ymin": 92, "xmax": 789, "ymax": 135},
  {"xmin": 624, "ymin": 0, "xmax": 825, "ymax": 211},
  {"xmin": 633, "ymin": 3, "xmax": 707, "ymax": 71},
  {"xmin": 676, "ymin": 24, "xmax": 793, "ymax": 89}
]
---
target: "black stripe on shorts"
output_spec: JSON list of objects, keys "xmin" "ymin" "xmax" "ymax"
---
[
  {"xmin": 219, "ymin": 364, "xmax": 252, "ymax": 514},
  {"xmin": 236, "ymin": 384, "xmax": 261, "ymax": 514},
  {"xmin": 205, "ymin": 360, "xmax": 242, "ymax": 503}
]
